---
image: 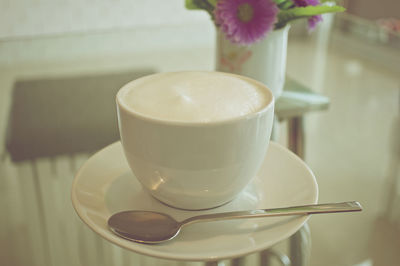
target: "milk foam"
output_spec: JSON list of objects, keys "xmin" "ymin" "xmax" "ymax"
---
[{"xmin": 120, "ymin": 72, "xmax": 270, "ymax": 122}]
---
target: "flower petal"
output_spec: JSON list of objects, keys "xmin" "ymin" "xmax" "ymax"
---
[{"xmin": 215, "ymin": 0, "xmax": 278, "ymax": 45}]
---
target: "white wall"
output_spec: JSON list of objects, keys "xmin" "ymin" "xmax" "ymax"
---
[{"xmin": 0, "ymin": 0, "xmax": 210, "ymax": 39}]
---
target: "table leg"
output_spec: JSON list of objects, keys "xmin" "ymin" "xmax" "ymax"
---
[
  {"xmin": 230, "ymin": 257, "xmax": 246, "ymax": 266},
  {"xmin": 289, "ymin": 223, "xmax": 311, "ymax": 266},
  {"xmin": 288, "ymin": 117, "xmax": 304, "ymax": 159},
  {"xmin": 260, "ymin": 249, "xmax": 291, "ymax": 266},
  {"xmin": 287, "ymin": 116, "xmax": 311, "ymax": 266}
]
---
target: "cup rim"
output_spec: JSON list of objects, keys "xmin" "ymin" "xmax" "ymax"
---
[{"xmin": 116, "ymin": 71, "xmax": 274, "ymax": 127}]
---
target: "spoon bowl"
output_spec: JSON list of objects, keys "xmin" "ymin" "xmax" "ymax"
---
[{"xmin": 108, "ymin": 211, "xmax": 181, "ymax": 243}]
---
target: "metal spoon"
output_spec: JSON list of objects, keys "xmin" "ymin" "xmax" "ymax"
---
[{"xmin": 108, "ymin": 201, "xmax": 362, "ymax": 244}]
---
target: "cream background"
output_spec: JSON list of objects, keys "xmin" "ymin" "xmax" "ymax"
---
[{"xmin": 0, "ymin": 0, "xmax": 210, "ymax": 39}]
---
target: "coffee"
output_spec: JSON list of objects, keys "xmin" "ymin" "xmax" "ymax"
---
[{"xmin": 118, "ymin": 71, "xmax": 270, "ymax": 123}]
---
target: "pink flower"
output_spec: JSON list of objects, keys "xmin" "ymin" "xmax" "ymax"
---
[
  {"xmin": 293, "ymin": 0, "xmax": 323, "ymax": 30},
  {"xmin": 214, "ymin": 0, "xmax": 279, "ymax": 45}
]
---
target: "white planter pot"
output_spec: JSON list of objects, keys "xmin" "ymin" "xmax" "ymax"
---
[{"xmin": 215, "ymin": 26, "xmax": 290, "ymax": 99}]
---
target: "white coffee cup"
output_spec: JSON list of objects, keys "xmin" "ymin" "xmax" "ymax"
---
[{"xmin": 116, "ymin": 71, "xmax": 274, "ymax": 210}]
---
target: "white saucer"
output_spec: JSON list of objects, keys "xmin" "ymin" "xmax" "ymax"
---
[{"xmin": 71, "ymin": 141, "xmax": 318, "ymax": 261}]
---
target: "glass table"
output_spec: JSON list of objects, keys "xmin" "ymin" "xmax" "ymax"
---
[{"xmin": 1, "ymin": 13, "xmax": 399, "ymax": 266}]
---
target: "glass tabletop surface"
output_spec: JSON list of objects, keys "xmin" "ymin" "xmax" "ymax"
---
[{"xmin": 1, "ymin": 12, "xmax": 399, "ymax": 266}]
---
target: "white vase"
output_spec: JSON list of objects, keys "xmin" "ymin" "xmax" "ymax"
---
[{"xmin": 215, "ymin": 26, "xmax": 290, "ymax": 99}]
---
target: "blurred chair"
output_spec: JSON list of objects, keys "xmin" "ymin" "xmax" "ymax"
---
[
  {"xmin": 2, "ymin": 69, "xmax": 155, "ymax": 266},
  {"xmin": 5, "ymin": 70, "xmax": 154, "ymax": 161}
]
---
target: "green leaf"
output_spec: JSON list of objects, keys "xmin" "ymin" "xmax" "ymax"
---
[
  {"xmin": 208, "ymin": 0, "xmax": 217, "ymax": 7},
  {"xmin": 185, "ymin": 0, "xmax": 200, "ymax": 10},
  {"xmin": 276, "ymin": 5, "xmax": 346, "ymax": 28},
  {"xmin": 274, "ymin": 0, "xmax": 295, "ymax": 10},
  {"xmin": 185, "ymin": 0, "xmax": 216, "ymax": 10},
  {"xmin": 273, "ymin": 0, "xmax": 287, "ymax": 4}
]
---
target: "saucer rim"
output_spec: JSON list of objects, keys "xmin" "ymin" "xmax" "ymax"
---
[{"xmin": 71, "ymin": 141, "xmax": 318, "ymax": 261}]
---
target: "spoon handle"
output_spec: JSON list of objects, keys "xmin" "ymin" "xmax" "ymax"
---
[{"xmin": 181, "ymin": 201, "xmax": 362, "ymax": 226}]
